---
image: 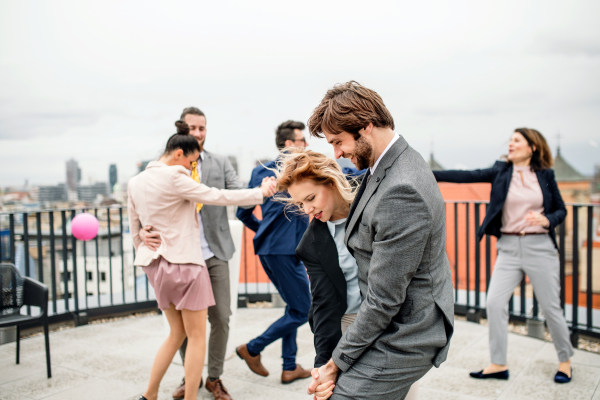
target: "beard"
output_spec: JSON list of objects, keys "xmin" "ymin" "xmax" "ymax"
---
[{"xmin": 353, "ymin": 135, "xmax": 374, "ymax": 170}]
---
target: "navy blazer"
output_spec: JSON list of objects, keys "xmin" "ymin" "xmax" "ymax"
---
[
  {"xmin": 236, "ymin": 159, "xmax": 308, "ymax": 255},
  {"xmin": 433, "ymin": 161, "xmax": 567, "ymax": 248},
  {"xmin": 296, "ymin": 218, "xmax": 347, "ymax": 368}
]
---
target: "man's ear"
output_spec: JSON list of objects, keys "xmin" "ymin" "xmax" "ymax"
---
[
  {"xmin": 284, "ymin": 139, "xmax": 294, "ymax": 148},
  {"xmin": 359, "ymin": 123, "xmax": 374, "ymax": 138}
]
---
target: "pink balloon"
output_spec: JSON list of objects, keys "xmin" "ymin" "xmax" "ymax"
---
[{"xmin": 72, "ymin": 212, "xmax": 99, "ymax": 241}]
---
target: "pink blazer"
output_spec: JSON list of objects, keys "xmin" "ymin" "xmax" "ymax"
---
[{"xmin": 128, "ymin": 161, "xmax": 263, "ymax": 267}]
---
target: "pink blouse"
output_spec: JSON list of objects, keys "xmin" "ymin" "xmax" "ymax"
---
[{"xmin": 500, "ymin": 165, "xmax": 549, "ymax": 234}]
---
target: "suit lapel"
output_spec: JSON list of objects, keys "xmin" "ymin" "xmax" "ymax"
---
[
  {"xmin": 201, "ymin": 151, "xmax": 212, "ymax": 184},
  {"xmin": 344, "ymin": 137, "xmax": 408, "ymax": 244},
  {"xmin": 536, "ymin": 170, "xmax": 550, "ymax": 211},
  {"xmin": 312, "ymin": 221, "xmax": 347, "ymax": 298}
]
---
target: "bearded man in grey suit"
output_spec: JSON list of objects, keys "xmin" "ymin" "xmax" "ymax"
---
[{"xmin": 306, "ymin": 82, "xmax": 455, "ymax": 400}]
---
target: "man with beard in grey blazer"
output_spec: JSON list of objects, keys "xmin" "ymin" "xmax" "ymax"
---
[{"xmin": 306, "ymin": 82, "xmax": 455, "ymax": 400}]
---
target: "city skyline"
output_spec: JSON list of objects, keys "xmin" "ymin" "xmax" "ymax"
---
[{"xmin": 1, "ymin": 1, "xmax": 599, "ymax": 186}]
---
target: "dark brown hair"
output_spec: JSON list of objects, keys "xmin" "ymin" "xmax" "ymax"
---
[
  {"xmin": 163, "ymin": 120, "xmax": 200, "ymax": 156},
  {"xmin": 307, "ymin": 81, "xmax": 394, "ymax": 138},
  {"xmin": 513, "ymin": 128, "xmax": 553, "ymax": 171},
  {"xmin": 180, "ymin": 107, "xmax": 206, "ymax": 121},
  {"xmin": 275, "ymin": 120, "xmax": 305, "ymax": 150}
]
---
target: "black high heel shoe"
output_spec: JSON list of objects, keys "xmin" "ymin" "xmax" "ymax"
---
[
  {"xmin": 139, "ymin": 396, "xmax": 148, "ymax": 400},
  {"xmin": 554, "ymin": 368, "xmax": 572, "ymax": 384},
  {"xmin": 469, "ymin": 369, "xmax": 509, "ymax": 380}
]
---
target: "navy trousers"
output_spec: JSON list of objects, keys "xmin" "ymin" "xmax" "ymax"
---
[{"xmin": 246, "ymin": 255, "xmax": 311, "ymax": 371}]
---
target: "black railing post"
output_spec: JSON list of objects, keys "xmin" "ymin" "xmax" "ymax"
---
[
  {"xmin": 474, "ymin": 203, "xmax": 481, "ymax": 309},
  {"xmin": 23, "ymin": 213, "xmax": 31, "ymax": 315},
  {"xmin": 586, "ymin": 206, "xmax": 593, "ymax": 331},
  {"xmin": 61, "ymin": 211, "xmax": 69, "ymax": 311},
  {"xmin": 466, "ymin": 203, "xmax": 470, "ymax": 309},
  {"xmin": 49, "ymin": 212, "xmax": 57, "ymax": 315},
  {"xmin": 71, "ymin": 210, "xmax": 79, "ymax": 312},
  {"xmin": 107, "ymin": 208, "xmax": 113, "ymax": 305},
  {"xmin": 94, "ymin": 209, "xmax": 100, "ymax": 307},
  {"xmin": 9, "ymin": 214, "xmax": 16, "ymax": 264},
  {"xmin": 119, "ymin": 208, "xmax": 125, "ymax": 304},
  {"xmin": 571, "ymin": 206, "xmax": 579, "ymax": 347},
  {"xmin": 485, "ymin": 205, "xmax": 491, "ymax": 296},
  {"xmin": 36, "ymin": 213, "xmax": 43, "ymax": 283},
  {"xmin": 559, "ymin": 221, "xmax": 566, "ymax": 311},
  {"xmin": 520, "ymin": 278, "xmax": 526, "ymax": 316},
  {"xmin": 133, "ymin": 245, "xmax": 137, "ymax": 302},
  {"xmin": 82, "ymin": 209, "xmax": 88, "ymax": 310},
  {"xmin": 454, "ymin": 203, "xmax": 459, "ymax": 303}
]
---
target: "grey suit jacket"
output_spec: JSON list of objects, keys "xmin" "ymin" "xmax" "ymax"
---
[
  {"xmin": 332, "ymin": 135, "xmax": 454, "ymax": 372},
  {"xmin": 200, "ymin": 150, "xmax": 244, "ymax": 261}
]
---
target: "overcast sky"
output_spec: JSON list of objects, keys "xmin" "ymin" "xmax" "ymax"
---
[{"xmin": 1, "ymin": 0, "xmax": 599, "ymax": 187}]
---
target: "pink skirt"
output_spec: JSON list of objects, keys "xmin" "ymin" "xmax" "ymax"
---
[{"xmin": 143, "ymin": 257, "xmax": 215, "ymax": 311}]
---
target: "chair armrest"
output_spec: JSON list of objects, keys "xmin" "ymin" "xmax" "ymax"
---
[{"xmin": 23, "ymin": 277, "xmax": 49, "ymax": 317}]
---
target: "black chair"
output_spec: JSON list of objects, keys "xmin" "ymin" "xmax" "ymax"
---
[{"xmin": 0, "ymin": 263, "xmax": 51, "ymax": 378}]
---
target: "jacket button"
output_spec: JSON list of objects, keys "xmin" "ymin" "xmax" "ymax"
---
[{"xmin": 376, "ymin": 177, "xmax": 380, "ymax": 182}]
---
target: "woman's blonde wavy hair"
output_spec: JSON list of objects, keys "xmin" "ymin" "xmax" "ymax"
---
[{"xmin": 273, "ymin": 148, "xmax": 356, "ymax": 213}]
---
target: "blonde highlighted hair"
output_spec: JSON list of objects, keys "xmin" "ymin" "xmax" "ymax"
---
[{"xmin": 273, "ymin": 148, "xmax": 356, "ymax": 212}]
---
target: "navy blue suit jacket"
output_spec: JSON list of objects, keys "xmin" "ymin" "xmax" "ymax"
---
[
  {"xmin": 433, "ymin": 161, "xmax": 567, "ymax": 248},
  {"xmin": 236, "ymin": 160, "xmax": 308, "ymax": 255}
]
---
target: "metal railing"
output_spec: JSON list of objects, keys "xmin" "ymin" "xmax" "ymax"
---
[
  {"xmin": 0, "ymin": 206, "xmax": 156, "ymax": 328},
  {"xmin": 445, "ymin": 201, "xmax": 600, "ymax": 342}
]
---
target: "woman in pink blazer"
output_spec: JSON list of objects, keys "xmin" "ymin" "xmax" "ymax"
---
[{"xmin": 129, "ymin": 122, "xmax": 276, "ymax": 400}]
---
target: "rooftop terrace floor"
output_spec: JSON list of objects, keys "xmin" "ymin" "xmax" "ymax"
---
[{"xmin": 1, "ymin": 308, "xmax": 599, "ymax": 400}]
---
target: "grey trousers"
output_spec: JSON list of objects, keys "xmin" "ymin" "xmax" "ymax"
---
[
  {"xmin": 487, "ymin": 235, "xmax": 574, "ymax": 365},
  {"xmin": 331, "ymin": 360, "xmax": 430, "ymax": 400},
  {"xmin": 340, "ymin": 313, "xmax": 420, "ymax": 400},
  {"xmin": 179, "ymin": 256, "xmax": 232, "ymax": 378}
]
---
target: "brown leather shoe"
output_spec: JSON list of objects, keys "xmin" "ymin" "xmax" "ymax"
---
[
  {"xmin": 236, "ymin": 344, "xmax": 269, "ymax": 377},
  {"xmin": 205, "ymin": 378, "xmax": 233, "ymax": 400},
  {"xmin": 172, "ymin": 377, "xmax": 203, "ymax": 399},
  {"xmin": 281, "ymin": 364, "xmax": 312, "ymax": 384}
]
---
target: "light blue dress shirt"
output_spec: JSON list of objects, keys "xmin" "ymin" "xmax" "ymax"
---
[{"xmin": 326, "ymin": 218, "xmax": 361, "ymax": 314}]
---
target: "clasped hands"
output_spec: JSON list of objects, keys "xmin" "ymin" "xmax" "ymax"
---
[
  {"xmin": 525, "ymin": 211, "xmax": 550, "ymax": 228},
  {"xmin": 307, "ymin": 359, "xmax": 340, "ymax": 400}
]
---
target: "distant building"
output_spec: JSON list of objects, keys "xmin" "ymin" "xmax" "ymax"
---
[
  {"xmin": 66, "ymin": 159, "xmax": 81, "ymax": 191},
  {"xmin": 77, "ymin": 182, "xmax": 109, "ymax": 203},
  {"xmin": 109, "ymin": 164, "xmax": 118, "ymax": 193},
  {"xmin": 138, "ymin": 160, "xmax": 151, "ymax": 174},
  {"xmin": 553, "ymin": 146, "xmax": 590, "ymax": 204},
  {"xmin": 428, "ymin": 152, "xmax": 445, "ymax": 171},
  {"xmin": 38, "ymin": 184, "xmax": 67, "ymax": 203}
]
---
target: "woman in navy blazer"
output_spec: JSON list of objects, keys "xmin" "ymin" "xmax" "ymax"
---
[{"xmin": 434, "ymin": 128, "xmax": 573, "ymax": 384}]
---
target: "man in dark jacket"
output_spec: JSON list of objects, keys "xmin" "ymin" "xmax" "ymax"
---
[{"xmin": 235, "ymin": 120, "xmax": 312, "ymax": 384}]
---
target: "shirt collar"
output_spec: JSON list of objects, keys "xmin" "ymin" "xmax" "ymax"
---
[
  {"xmin": 198, "ymin": 151, "xmax": 205, "ymax": 162},
  {"xmin": 370, "ymin": 134, "xmax": 399, "ymax": 176}
]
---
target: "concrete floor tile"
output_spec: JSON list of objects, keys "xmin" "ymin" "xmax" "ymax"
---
[
  {"xmin": 420, "ymin": 365, "xmax": 509, "ymax": 399},
  {"xmin": 497, "ymin": 359, "xmax": 600, "ymax": 400},
  {"xmin": 535, "ymin": 342, "xmax": 600, "ymax": 368},
  {"xmin": 419, "ymin": 387, "xmax": 490, "ymax": 400},
  {"xmin": 0, "ymin": 357, "xmax": 47, "ymax": 385},
  {"xmin": 0, "ymin": 365, "xmax": 94, "ymax": 399},
  {"xmin": 41, "ymin": 378, "xmax": 141, "ymax": 400},
  {"xmin": 0, "ymin": 386, "xmax": 34, "ymax": 400}
]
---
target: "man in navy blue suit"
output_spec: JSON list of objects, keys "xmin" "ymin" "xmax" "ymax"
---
[{"xmin": 235, "ymin": 120, "xmax": 312, "ymax": 384}]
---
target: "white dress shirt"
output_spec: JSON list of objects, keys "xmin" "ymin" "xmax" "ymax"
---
[{"xmin": 370, "ymin": 133, "xmax": 400, "ymax": 176}]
